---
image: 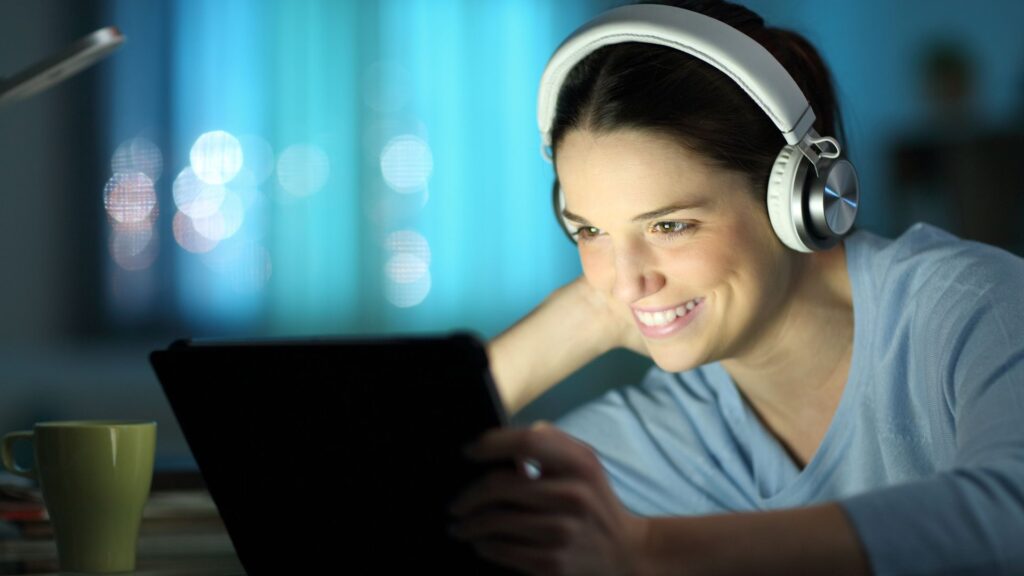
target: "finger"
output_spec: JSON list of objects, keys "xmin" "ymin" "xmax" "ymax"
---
[
  {"xmin": 466, "ymin": 421, "xmax": 595, "ymax": 479},
  {"xmin": 454, "ymin": 507, "xmax": 577, "ymax": 548},
  {"xmin": 450, "ymin": 469, "xmax": 595, "ymax": 519}
]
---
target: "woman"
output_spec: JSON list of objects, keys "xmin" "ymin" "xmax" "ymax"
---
[{"xmin": 447, "ymin": 1, "xmax": 1024, "ymax": 575}]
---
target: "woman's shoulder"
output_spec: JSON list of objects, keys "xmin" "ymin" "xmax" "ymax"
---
[
  {"xmin": 851, "ymin": 223, "xmax": 1024, "ymax": 387},
  {"xmin": 850, "ymin": 221, "xmax": 1024, "ymax": 306}
]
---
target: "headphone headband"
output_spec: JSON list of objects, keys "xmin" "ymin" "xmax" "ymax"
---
[
  {"xmin": 539, "ymin": 3, "xmax": 859, "ymax": 253},
  {"xmin": 537, "ymin": 4, "xmax": 816, "ymax": 161}
]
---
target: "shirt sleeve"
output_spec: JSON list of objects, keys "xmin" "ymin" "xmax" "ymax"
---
[{"xmin": 838, "ymin": 250, "xmax": 1024, "ymax": 575}]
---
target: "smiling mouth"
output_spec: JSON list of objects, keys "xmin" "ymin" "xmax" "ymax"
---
[{"xmin": 633, "ymin": 296, "xmax": 705, "ymax": 327}]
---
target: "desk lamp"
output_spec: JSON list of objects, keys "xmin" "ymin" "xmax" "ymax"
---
[{"xmin": 0, "ymin": 26, "xmax": 124, "ymax": 109}]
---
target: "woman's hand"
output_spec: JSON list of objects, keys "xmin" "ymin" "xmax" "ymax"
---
[
  {"xmin": 561, "ymin": 275, "xmax": 650, "ymax": 358},
  {"xmin": 448, "ymin": 421, "xmax": 650, "ymax": 576},
  {"xmin": 485, "ymin": 274, "xmax": 650, "ymax": 417}
]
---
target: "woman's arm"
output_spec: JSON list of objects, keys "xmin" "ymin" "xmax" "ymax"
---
[
  {"xmin": 640, "ymin": 502, "xmax": 870, "ymax": 576},
  {"xmin": 451, "ymin": 422, "xmax": 871, "ymax": 576},
  {"xmin": 488, "ymin": 275, "xmax": 647, "ymax": 417}
]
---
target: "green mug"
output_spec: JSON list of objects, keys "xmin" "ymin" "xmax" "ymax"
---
[{"xmin": 1, "ymin": 420, "xmax": 157, "ymax": 574}]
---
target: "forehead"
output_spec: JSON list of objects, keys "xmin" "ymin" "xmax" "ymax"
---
[{"xmin": 556, "ymin": 129, "xmax": 747, "ymax": 208}]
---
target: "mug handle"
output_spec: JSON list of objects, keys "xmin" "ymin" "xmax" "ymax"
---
[{"xmin": 1, "ymin": 431, "xmax": 37, "ymax": 481}]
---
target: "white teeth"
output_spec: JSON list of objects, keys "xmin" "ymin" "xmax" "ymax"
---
[{"xmin": 637, "ymin": 297, "xmax": 703, "ymax": 326}]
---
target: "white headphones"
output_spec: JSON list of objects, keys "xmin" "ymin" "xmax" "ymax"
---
[{"xmin": 537, "ymin": 3, "xmax": 859, "ymax": 253}]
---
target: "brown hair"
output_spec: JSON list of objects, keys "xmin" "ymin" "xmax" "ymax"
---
[{"xmin": 550, "ymin": 0, "xmax": 851, "ymax": 226}]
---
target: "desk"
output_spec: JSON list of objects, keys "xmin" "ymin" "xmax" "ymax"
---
[{"xmin": 0, "ymin": 471, "xmax": 246, "ymax": 575}]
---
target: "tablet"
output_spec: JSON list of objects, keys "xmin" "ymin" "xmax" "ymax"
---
[{"xmin": 150, "ymin": 330, "xmax": 522, "ymax": 574}]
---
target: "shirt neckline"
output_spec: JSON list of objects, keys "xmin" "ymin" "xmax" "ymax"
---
[{"xmin": 710, "ymin": 230, "xmax": 871, "ymax": 504}]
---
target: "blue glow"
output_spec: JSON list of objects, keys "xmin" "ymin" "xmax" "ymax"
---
[
  {"xmin": 264, "ymin": 0, "xmax": 359, "ymax": 334},
  {"xmin": 380, "ymin": 135, "xmax": 433, "ymax": 193},
  {"xmin": 106, "ymin": 0, "xmax": 604, "ymax": 337},
  {"xmin": 170, "ymin": 0, "xmax": 268, "ymax": 331},
  {"xmin": 376, "ymin": 0, "xmax": 592, "ymax": 336}
]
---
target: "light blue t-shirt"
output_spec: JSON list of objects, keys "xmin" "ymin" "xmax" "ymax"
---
[{"xmin": 553, "ymin": 222, "xmax": 1024, "ymax": 575}]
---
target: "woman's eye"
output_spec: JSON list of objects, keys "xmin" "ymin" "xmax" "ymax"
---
[
  {"xmin": 572, "ymin": 222, "xmax": 693, "ymax": 243},
  {"xmin": 573, "ymin": 226, "xmax": 599, "ymax": 241},
  {"xmin": 653, "ymin": 221, "xmax": 691, "ymax": 235}
]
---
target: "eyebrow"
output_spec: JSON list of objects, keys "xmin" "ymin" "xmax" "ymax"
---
[{"xmin": 561, "ymin": 199, "xmax": 707, "ymax": 225}]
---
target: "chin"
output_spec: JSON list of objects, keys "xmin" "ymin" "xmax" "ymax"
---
[{"xmin": 649, "ymin": 349, "xmax": 698, "ymax": 374}]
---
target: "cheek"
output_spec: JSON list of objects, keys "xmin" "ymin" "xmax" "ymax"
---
[{"xmin": 579, "ymin": 248, "xmax": 612, "ymax": 287}]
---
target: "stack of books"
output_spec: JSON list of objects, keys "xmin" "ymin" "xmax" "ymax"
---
[
  {"xmin": 1, "ymin": 469, "xmax": 243, "ymax": 575},
  {"xmin": 0, "ymin": 469, "xmax": 228, "ymax": 540}
]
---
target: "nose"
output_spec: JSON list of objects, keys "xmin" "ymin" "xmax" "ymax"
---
[{"xmin": 610, "ymin": 242, "xmax": 663, "ymax": 305}]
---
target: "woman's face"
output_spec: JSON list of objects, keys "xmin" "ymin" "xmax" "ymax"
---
[{"xmin": 556, "ymin": 128, "xmax": 801, "ymax": 373}]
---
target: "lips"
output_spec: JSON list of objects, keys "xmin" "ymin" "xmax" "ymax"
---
[
  {"xmin": 632, "ymin": 297, "xmax": 706, "ymax": 339},
  {"xmin": 632, "ymin": 297, "xmax": 701, "ymax": 315}
]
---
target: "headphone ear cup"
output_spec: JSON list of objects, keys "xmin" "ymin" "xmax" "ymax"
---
[{"xmin": 766, "ymin": 144, "xmax": 813, "ymax": 253}]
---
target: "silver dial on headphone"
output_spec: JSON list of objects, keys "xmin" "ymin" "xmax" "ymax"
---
[{"xmin": 811, "ymin": 159, "xmax": 859, "ymax": 237}]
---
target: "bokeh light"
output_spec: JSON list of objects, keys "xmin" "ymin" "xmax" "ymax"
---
[
  {"xmin": 192, "ymin": 190, "xmax": 244, "ymax": 242},
  {"xmin": 277, "ymin": 143, "xmax": 330, "ymax": 197},
  {"xmin": 173, "ymin": 167, "xmax": 226, "ymax": 218},
  {"xmin": 111, "ymin": 137, "xmax": 163, "ymax": 183},
  {"xmin": 382, "ymin": 229, "xmax": 432, "ymax": 307},
  {"xmin": 173, "ymin": 210, "xmax": 219, "ymax": 253},
  {"xmin": 216, "ymin": 191, "xmax": 245, "ymax": 239},
  {"xmin": 385, "ymin": 252, "xmax": 428, "ymax": 283},
  {"xmin": 361, "ymin": 117, "xmax": 429, "ymax": 162},
  {"xmin": 109, "ymin": 223, "xmax": 159, "ymax": 270},
  {"xmin": 227, "ymin": 168, "xmax": 261, "ymax": 211},
  {"xmin": 110, "ymin": 224, "xmax": 153, "ymax": 258},
  {"xmin": 191, "ymin": 211, "xmax": 226, "ymax": 243},
  {"xmin": 384, "ymin": 266, "xmax": 431, "ymax": 308},
  {"xmin": 103, "ymin": 172, "xmax": 157, "ymax": 224},
  {"xmin": 383, "ymin": 229, "xmax": 431, "ymax": 267},
  {"xmin": 190, "ymin": 130, "xmax": 243, "ymax": 185},
  {"xmin": 380, "ymin": 134, "xmax": 433, "ymax": 193}
]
